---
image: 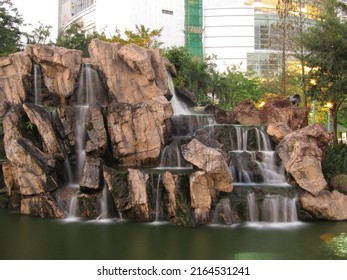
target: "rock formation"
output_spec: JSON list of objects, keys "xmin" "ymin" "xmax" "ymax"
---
[
  {"xmin": 276, "ymin": 124, "xmax": 330, "ymax": 196},
  {"xmin": 300, "ymin": 190, "xmax": 347, "ymax": 220},
  {"xmin": 0, "ymin": 40, "xmax": 344, "ymax": 225}
]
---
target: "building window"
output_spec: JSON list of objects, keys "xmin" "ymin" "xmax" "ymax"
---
[{"xmin": 162, "ymin": 9, "xmax": 173, "ymax": 15}]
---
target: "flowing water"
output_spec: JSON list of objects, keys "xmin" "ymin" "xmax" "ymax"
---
[
  {"xmin": 33, "ymin": 64, "xmax": 42, "ymax": 106},
  {"xmin": 6, "ymin": 70, "xmax": 345, "ymax": 260}
]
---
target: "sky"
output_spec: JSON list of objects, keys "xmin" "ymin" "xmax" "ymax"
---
[{"xmin": 11, "ymin": 0, "xmax": 59, "ymax": 41}]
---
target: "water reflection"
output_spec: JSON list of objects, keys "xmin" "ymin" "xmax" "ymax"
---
[{"xmin": 0, "ymin": 210, "xmax": 346, "ymax": 260}]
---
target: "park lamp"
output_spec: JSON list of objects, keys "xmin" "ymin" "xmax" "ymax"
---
[
  {"xmin": 326, "ymin": 102, "xmax": 333, "ymax": 109},
  {"xmin": 258, "ymin": 101, "xmax": 265, "ymax": 108}
]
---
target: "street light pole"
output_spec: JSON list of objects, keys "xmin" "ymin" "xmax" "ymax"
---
[{"xmin": 326, "ymin": 102, "xmax": 333, "ymax": 133}]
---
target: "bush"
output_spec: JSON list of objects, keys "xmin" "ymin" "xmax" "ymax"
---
[{"xmin": 322, "ymin": 143, "xmax": 347, "ymax": 182}]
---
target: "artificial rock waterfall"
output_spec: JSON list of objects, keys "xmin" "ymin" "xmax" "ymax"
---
[{"xmin": 0, "ymin": 40, "xmax": 346, "ymax": 226}]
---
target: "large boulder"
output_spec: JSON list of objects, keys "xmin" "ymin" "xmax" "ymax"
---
[
  {"xmin": 107, "ymin": 102, "xmax": 164, "ymax": 165},
  {"xmin": 276, "ymin": 124, "xmax": 331, "ymax": 195},
  {"xmin": 126, "ymin": 169, "xmax": 152, "ymax": 221},
  {"xmin": 182, "ymin": 138, "xmax": 233, "ymax": 192},
  {"xmin": 300, "ymin": 190, "xmax": 347, "ymax": 220},
  {"xmin": 0, "ymin": 51, "xmax": 32, "ymax": 104},
  {"xmin": 79, "ymin": 157, "xmax": 103, "ymax": 191},
  {"xmin": 189, "ymin": 171, "xmax": 216, "ymax": 224},
  {"xmin": 23, "ymin": 103, "xmax": 64, "ymax": 158},
  {"xmin": 88, "ymin": 39, "xmax": 167, "ymax": 104},
  {"xmin": 5, "ymin": 138, "xmax": 58, "ymax": 195},
  {"xmin": 264, "ymin": 101, "xmax": 309, "ymax": 143},
  {"xmin": 231, "ymin": 100, "xmax": 267, "ymax": 125},
  {"xmin": 21, "ymin": 193, "xmax": 65, "ymax": 218},
  {"xmin": 25, "ymin": 44, "xmax": 83, "ymax": 103}
]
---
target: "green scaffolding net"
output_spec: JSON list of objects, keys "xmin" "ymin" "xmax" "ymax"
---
[{"xmin": 185, "ymin": 0, "xmax": 203, "ymax": 58}]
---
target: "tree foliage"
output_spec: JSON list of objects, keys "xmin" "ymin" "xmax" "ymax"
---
[
  {"xmin": 0, "ymin": 0, "xmax": 24, "ymax": 57},
  {"xmin": 303, "ymin": 0, "xmax": 347, "ymax": 145},
  {"xmin": 109, "ymin": 24, "xmax": 163, "ymax": 48},
  {"xmin": 56, "ymin": 22, "xmax": 103, "ymax": 57},
  {"xmin": 163, "ymin": 46, "xmax": 267, "ymax": 108},
  {"xmin": 25, "ymin": 22, "xmax": 52, "ymax": 45}
]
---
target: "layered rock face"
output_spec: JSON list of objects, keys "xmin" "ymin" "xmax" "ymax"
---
[
  {"xmin": 0, "ymin": 41, "xmax": 173, "ymax": 219},
  {"xmin": 0, "ymin": 41, "xmax": 344, "ymax": 225}
]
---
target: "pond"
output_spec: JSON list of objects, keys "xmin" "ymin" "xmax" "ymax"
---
[{"xmin": 0, "ymin": 210, "xmax": 346, "ymax": 260}]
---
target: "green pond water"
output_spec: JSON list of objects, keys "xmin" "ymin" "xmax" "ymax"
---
[{"xmin": 0, "ymin": 210, "xmax": 347, "ymax": 260}]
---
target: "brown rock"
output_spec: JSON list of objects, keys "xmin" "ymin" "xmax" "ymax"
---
[
  {"xmin": 54, "ymin": 106, "xmax": 76, "ymax": 153},
  {"xmin": 189, "ymin": 171, "xmax": 215, "ymax": 224},
  {"xmin": 127, "ymin": 169, "xmax": 152, "ymax": 221},
  {"xmin": 84, "ymin": 103, "xmax": 108, "ymax": 156},
  {"xmin": 23, "ymin": 103, "xmax": 64, "ymax": 158},
  {"xmin": 107, "ymin": 102, "xmax": 163, "ymax": 165},
  {"xmin": 162, "ymin": 171, "xmax": 178, "ymax": 223},
  {"xmin": 6, "ymin": 138, "xmax": 58, "ymax": 195},
  {"xmin": 182, "ymin": 139, "xmax": 233, "ymax": 192},
  {"xmin": 21, "ymin": 193, "xmax": 65, "ymax": 218},
  {"xmin": 0, "ymin": 51, "xmax": 32, "ymax": 104},
  {"xmin": 276, "ymin": 124, "xmax": 331, "ymax": 195},
  {"xmin": 300, "ymin": 190, "xmax": 347, "ymax": 220},
  {"xmin": 25, "ymin": 44, "xmax": 83, "ymax": 103},
  {"xmin": 265, "ymin": 104, "xmax": 310, "ymax": 143},
  {"xmin": 79, "ymin": 157, "xmax": 103, "ymax": 191},
  {"xmin": 118, "ymin": 43, "xmax": 155, "ymax": 81},
  {"xmin": 88, "ymin": 39, "xmax": 166, "ymax": 104},
  {"xmin": 231, "ymin": 100, "xmax": 267, "ymax": 125}
]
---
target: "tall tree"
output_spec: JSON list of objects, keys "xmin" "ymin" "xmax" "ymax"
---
[
  {"xmin": 290, "ymin": 0, "xmax": 321, "ymax": 106},
  {"xmin": 0, "ymin": 0, "xmax": 24, "ymax": 57},
  {"xmin": 303, "ymin": 0, "xmax": 347, "ymax": 146},
  {"xmin": 275, "ymin": 0, "xmax": 294, "ymax": 97}
]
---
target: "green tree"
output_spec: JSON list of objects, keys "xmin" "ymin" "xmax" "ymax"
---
[
  {"xmin": 110, "ymin": 24, "xmax": 163, "ymax": 48},
  {"xmin": 56, "ymin": 22, "xmax": 103, "ymax": 57},
  {"xmin": 25, "ymin": 22, "xmax": 52, "ymax": 45},
  {"xmin": 303, "ymin": 0, "xmax": 347, "ymax": 146},
  {"xmin": 163, "ymin": 46, "xmax": 192, "ymax": 87},
  {"xmin": 217, "ymin": 67, "xmax": 267, "ymax": 109},
  {"xmin": 0, "ymin": 0, "xmax": 24, "ymax": 57}
]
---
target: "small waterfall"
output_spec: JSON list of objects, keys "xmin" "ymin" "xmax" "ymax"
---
[
  {"xmin": 67, "ymin": 193, "xmax": 79, "ymax": 219},
  {"xmin": 246, "ymin": 192, "xmax": 259, "ymax": 222},
  {"xmin": 33, "ymin": 64, "xmax": 42, "ymax": 105},
  {"xmin": 158, "ymin": 137, "xmax": 192, "ymax": 169},
  {"xmin": 219, "ymin": 125, "xmax": 289, "ymax": 186},
  {"xmin": 154, "ymin": 174, "xmax": 161, "ymax": 222},
  {"xmin": 246, "ymin": 193, "xmax": 298, "ymax": 223},
  {"xmin": 262, "ymin": 195, "xmax": 298, "ymax": 222},
  {"xmin": 168, "ymin": 73, "xmax": 191, "ymax": 115},
  {"xmin": 97, "ymin": 186, "xmax": 109, "ymax": 220}
]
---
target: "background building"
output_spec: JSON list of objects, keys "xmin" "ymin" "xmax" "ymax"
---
[{"xmin": 58, "ymin": 0, "xmax": 320, "ymax": 75}]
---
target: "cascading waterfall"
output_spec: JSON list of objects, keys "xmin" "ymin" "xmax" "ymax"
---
[
  {"xmin": 67, "ymin": 64, "xmax": 105, "ymax": 219},
  {"xmin": 75, "ymin": 64, "xmax": 97, "ymax": 179}
]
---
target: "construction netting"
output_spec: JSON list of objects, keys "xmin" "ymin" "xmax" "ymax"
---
[{"xmin": 185, "ymin": 0, "xmax": 203, "ymax": 57}]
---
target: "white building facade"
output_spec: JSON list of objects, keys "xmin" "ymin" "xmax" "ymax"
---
[
  {"xmin": 58, "ymin": 0, "xmax": 319, "ymax": 75},
  {"xmin": 58, "ymin": 0, "xmax": 186, "ymax": 48}
]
